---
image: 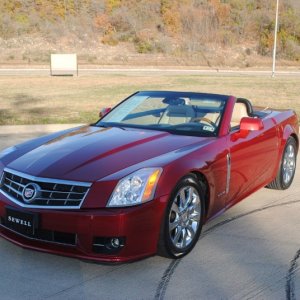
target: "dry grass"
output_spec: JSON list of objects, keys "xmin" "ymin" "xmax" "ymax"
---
[{"xmin": 0, "ymin": 74, "xmax": 299, "ymax": 125}]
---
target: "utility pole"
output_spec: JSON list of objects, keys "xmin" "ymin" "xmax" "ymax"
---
[{"xmin": 272, "ymin": 0, "xmax": 279, "ymax": 78}]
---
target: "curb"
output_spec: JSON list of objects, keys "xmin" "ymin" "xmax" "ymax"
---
[{"xmin": 0, "ymin": 124, "xmax": 85, "ymax": 135}]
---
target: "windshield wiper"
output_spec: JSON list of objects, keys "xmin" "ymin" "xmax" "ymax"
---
[{"xmin": 96, "ymin": 122, "xmax": 128, "ymax": 130}]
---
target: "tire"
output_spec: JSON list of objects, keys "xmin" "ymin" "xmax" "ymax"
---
[
  {"xmin": 158, "ymin": 174, "xmax": 205, "ymax": 259},
  {"xmin": 267, "ymin": 137, "xmax": 297, "ymax": 190}
]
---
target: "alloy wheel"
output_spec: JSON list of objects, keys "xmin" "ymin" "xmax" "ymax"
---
[
  {"xmin": 282, "ymin": 144, "xmax": 296, "ymax": 185},
  {"xmin": 168, "ymin": 186, "xmax": 201, "ymax": 249}
]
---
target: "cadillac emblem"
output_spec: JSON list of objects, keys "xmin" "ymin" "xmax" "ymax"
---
[{"xmin": 22, "ymin": 183, "xmax": 41, "ymax": 203}]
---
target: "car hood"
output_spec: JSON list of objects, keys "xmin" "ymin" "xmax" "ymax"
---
[{"xmin": 7, "ymin": 126, "xmax": 210, "ymax": 182}]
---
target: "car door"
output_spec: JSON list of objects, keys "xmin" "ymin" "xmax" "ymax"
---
[{"xmin": 225, "ymin": 111, "xmax": 279, "ymax": 206}]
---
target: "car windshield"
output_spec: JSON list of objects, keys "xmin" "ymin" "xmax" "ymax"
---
[{"xmin": 96, "ymin": 91, "xmax": 228, "ymax": 137}]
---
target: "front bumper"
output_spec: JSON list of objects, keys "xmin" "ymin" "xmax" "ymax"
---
[{"xmin": 0, "ymin": 193, "xmax": 168, "ymax": 263}]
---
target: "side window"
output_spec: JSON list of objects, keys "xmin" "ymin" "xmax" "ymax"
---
[{"xmin": 230, "ymin": 103, "xmax": 249, "ymax": 130}]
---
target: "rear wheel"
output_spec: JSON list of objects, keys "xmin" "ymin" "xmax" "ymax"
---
[
  {"xmin": 158, "ymin": 175, "xmax": 204, "ymax": 258},
  {"xmin": 267, "ymin": 137, "xmax": 297, "ymax": 190}
]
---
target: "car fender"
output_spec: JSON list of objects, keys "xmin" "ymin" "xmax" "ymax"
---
[
  {"xmin": 156, "ymin": 148, "xmax": 224, "ymax": 221},
  {"xmin": 272, "ymin": 123, "xmax": 298, "ymax": 180},
  {"xmin": 281, "ymin": 123, "xmax": 297, "ymax": 151}
]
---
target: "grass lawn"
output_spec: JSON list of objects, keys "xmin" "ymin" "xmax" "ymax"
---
[{"xmin": 0, "ymin": 74, "xmax": 299, "ymax": 125}]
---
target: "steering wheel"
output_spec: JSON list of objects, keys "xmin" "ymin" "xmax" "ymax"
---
[{"xmin": 191, "ymin": 117, "xmax": 217, "ymax": 129}]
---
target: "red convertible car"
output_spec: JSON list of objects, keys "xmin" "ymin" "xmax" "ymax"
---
[{"xmin": 0, "ymin": 91, "xmax": 298, "ymax": 262}]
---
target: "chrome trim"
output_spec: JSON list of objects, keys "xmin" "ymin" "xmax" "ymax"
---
[
  {"xmin": 0, "ymin": 223, "xmax": 77, "ymax": 247},
  {"xmin": 0, "ymin": 168, "xmax": 92, "ymax": 210},
  {"xmin": 3, "ymin": 168, "xmax": 91, "ymax": 187},
  {"xmin": 35, "ymin": 198, "xmax": 84, "ymax": 202},
  {"xmin": 0, "ymin": 171, "xmax": 4, "ymax": 188},
  {"xmin": 6, "ymin": 177, "xmax": 26, "ymax": 188},
  {"xmin": 4, "ymin": 183, "xmax": 23, "ymax": 196},
  {"xmin": 226, "ymin": 153, "xmax": 231, "ymax": 194},
  {"xmin": 0, "ymin": 189, "xmax": 89, "ymax": 210},
  {"xmin": 35, "ymin": 189, "xmax": 84, "ymax": 195}
]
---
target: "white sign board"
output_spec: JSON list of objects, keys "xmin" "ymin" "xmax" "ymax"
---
[{"xmin": 50, "ymin": 54, "xmax": 78, "ymax": 76}]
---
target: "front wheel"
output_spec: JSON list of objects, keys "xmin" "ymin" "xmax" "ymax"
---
[
  {"xmin": 267, "ymin": 137, "xmax": 297, "ymax": 190},
  {"xmin": 158, "ymin": 175, "xmax": 204, "ymax": 259}
]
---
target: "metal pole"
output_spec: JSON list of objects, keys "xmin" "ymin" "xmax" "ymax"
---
[
  {"xmin": 64, "ymin": 0, "xmax": 67, "ymax": 20},
  {"xmin": 272, "ymin": 0, "xmax": 279, "ymax": 78}
]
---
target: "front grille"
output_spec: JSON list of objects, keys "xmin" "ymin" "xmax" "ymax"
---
[
  {"xmin": 0, "ymin": 168, "xmax": 91, "ymax": 209},
  {"xmin": 0, "ymin": 217, "xmax": 77, "ymax": 246}
]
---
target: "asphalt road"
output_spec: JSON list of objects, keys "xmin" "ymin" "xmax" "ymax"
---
[
  {"xmin": 0, "ymin": 67, "xmax": 300, "ymax": 77},
  {"xmin": 0, "ymin": 126, "xmax": 299, "ymax": 300}
]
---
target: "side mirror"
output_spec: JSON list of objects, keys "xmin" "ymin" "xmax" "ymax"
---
[
  {"xmin": 240, "ymin": 117, "xmax": 264, "ymax": 131},
  {"xmin": 232, "ymin": 117, "xmax": 264, "ymax": 141},
  {"xmin": 99, "ymin": 107, "xmax": 111, "ymax": 118}
]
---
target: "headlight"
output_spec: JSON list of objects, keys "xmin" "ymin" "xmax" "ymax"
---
[
  {"xmin": 107, "ymin": 168, "xmax": 162, "ymax": 207},
  {"xmin": 0, "ymin": 146, "xmax": 17, "ymax": 159}
]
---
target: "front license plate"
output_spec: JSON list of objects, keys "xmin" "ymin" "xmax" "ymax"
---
[{"xmin": 5, "ymin": 207, "xmax": 39, "ymax": 236}]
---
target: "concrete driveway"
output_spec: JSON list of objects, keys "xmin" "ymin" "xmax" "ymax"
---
[{"xmin": 0, "ymin": 125, "xmax": 299, "ymax": 300}]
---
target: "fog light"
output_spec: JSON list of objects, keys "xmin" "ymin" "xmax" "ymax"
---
[
  {"xmin": 93, "ymin": 237, "xmax": 125, "ymax": 254},
  {"xmin": 111, "ymin": 238, "xmax": 120, "ymax": 248}
]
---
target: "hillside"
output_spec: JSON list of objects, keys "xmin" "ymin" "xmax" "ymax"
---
[{"xmin": 0, "ymin": 0, "xmax": 300, "ymax": 67}]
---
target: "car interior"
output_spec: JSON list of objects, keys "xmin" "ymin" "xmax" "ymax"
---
[
  {"xmin": 157, "ymin": 97, "xmax": 223, "ymax": 129},
  {"xmin": 117, "ymin": 95, "xmax": 269, "ymax": 135},
  {"xmin": 158, "ymin": 97, "xmax": 267, "ymax": 133},
  {"xmin": 230, "ymin": 98, "xmax": 256, "ymax": 130},
  {"xmin": 159, "ymin": 98, "xmax": 196, "ymax": 125},
  {"xmin": 230, "ymin": 102, "xmax": 249, "ymax": 127}
]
